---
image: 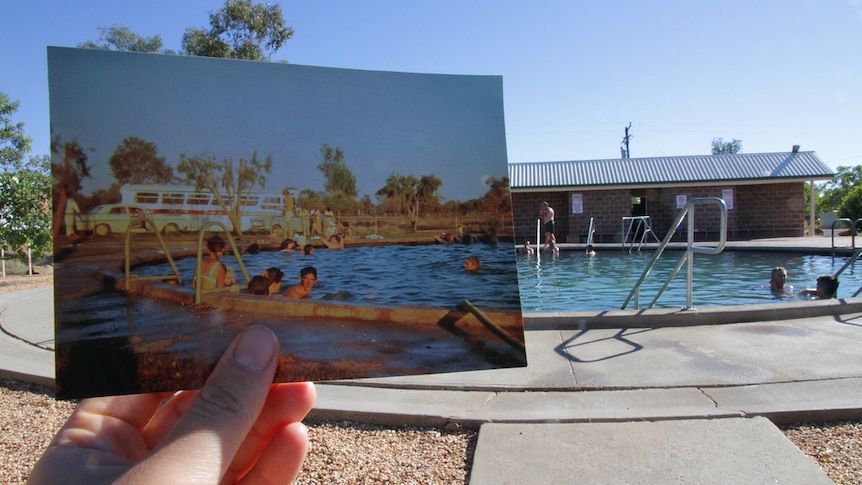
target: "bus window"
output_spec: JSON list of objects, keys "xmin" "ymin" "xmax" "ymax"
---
[
  {"xmin": 261, "ymin": 196, "xmax": 282, "ymax": 210},
  {"xmin": 134, "ymin": 192, "xmax": 159, "ymax": 204},
  {"xmin": 187, "ymin": 194, "xmax": 210, "ymax": 206},
  {"xmin": 240, "ymin": 196, "xmax": 260, "ymax": 207},
  {"xmin": 162, "ymin": 193, "xmax": 184, "ymax": 205}
]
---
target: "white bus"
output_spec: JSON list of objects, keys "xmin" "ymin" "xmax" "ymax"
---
[{"xmin": 119, "ymin": 184, "xmax": 286, "ymax": 236}]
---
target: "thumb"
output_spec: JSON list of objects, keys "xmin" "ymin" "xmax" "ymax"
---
[{"xmin": 118, "ymin": 326, "xmax": 280, "ymax": 484}]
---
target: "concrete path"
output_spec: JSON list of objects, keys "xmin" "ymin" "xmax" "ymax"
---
[{"xmin": 2, "ymin": 236, "xmax": 861, "ymax": 484}]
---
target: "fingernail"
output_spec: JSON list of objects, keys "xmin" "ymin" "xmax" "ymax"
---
[{"xmin": 233, "ymin": 326, "xmax": 277, "ymax": 373}]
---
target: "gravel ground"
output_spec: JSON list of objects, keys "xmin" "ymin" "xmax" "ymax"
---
[{"xmin": 1, "ymin": 274, "xmax": 861, "ymax": 484}]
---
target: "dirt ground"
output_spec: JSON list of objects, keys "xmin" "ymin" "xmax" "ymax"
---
[{"xmin": 0, "ymin": 268, "xmax": 53, "ymax": 294}]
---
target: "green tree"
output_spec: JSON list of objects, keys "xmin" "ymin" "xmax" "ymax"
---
[
  {"xmin": 819, "ymin": 165, "xmax": 862, "ymax": 211},
  {"xmin": 177, "ymin": 151, "xmax": 272, "ymax": 234},
  {"xmin": 1, "ymin": 92, "xmax": 31, "ymax": 169},
  {"xmin": 838, "ymin": 185, "xmax": 862, "ymax": 225},
  {"xmin": 182, "ymin": 0, "xmax": 294, "ymax": 60},
  {"xmin": 109, "ymin": 136, "xmax": 174, "ymax": 185},
  {"xmin": 317, "ymin": 144, "xmax": 358, "ymax": 215},
  {"xmin": 376, "ymin": 173, "xmax": 443, "ymax": 232},
  {"xmin": 711, "ymin": 137, "xmax": 743, "ymax": 155},
  {"xmin": 51, "ymin": 138, "xmax": 91, "ymax": 239},
  {"xmin": 79, "ymin": 25, "xmax": 168, "ymax": 53},
  {"xmin": 0, "ymin": 156, "xmax": 52, "ymax": 272}
]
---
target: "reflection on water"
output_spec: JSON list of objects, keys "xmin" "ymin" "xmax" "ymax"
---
[{"xmin": 517, "ymin": 250, "xmax": 862, "ymax": 312}]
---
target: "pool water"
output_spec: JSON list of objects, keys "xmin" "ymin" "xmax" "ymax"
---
[
  {"xmin": 516, "ymin": 250, "xmax": 862, "ymax": 312},
  {"xmin": 135, "ymin": 242, "xmax": 523, "ymax": 312}
]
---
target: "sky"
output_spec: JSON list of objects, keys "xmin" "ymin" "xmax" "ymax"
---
[
  {"xmin": 47, "ymin": 47, "xmax": 506, "ymax": 199},
  {"xmin": 3, "ymin": 0, "xmax": 862, "ymax": 185}
]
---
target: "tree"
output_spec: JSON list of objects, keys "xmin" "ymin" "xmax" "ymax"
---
[
  {"xmin": 0, "ymin": 156, "xmax": 52, "ymax": 272},
  {"xmin": 51, "ymin": 138, "xmax": 91, "ymax": 239},
  {"xmin": 711, "ymin": 137, "xmax": 743, "ymax": 155},
  {"xmin": 182, "ymin": 0, "xmax": 294, "ymax": 60},
  {"xmin": 838, "ymin": 185, "xmax": 862, "ymax": 225},
  {"xmin": 177, "ymin": 151, "xmax": 272, "ymax": 234},
  {"xmin": 376, "ymin": 173, "xmax": 443, "ymax": 232},
  {"xmin": 79, "ymin": 25, "xmax": 168, "ymax": 53},
  {"xmin": 479, "ymin": 176, "xmax": 511, "ymax": 214},
  {"xmin": 109, "ymin": 136, "xmax": 174, "ymax": 185},
  {"xmin": 819, "ymin": 165, "xmax": 862, "ymax": 212},
  {"xmin": 317, "ymin": 144, "xmax": 358, "ymax": 215},
  {"xmin": 1, "ymin": 92, "xmax": 31, "ymax": 170}
]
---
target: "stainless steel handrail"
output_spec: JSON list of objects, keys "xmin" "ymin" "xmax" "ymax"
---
[
  {"xmin": 124, "ymin": 213, "xmax": 183, "ymax": 290},
  {"xmin": 621, "ymin": 215, "xmax": 660, "ymax": 253},
  {"xmin": 621, "ymin": 197, "xmax": 728, "ymax": 310},
  {"xmin": 833, "ymin": 247, "xmax": 862, "ymax": 298}
]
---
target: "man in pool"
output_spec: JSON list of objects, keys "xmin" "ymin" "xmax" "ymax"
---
[
  {"xmin": 539, "ymin": 201, "xmax": 555, "ymax": 249},
  {"xmin": 801, "ymin": 274, "xmax": 839, "ymax": 299},
  {"xmin": 284, "ymin": 266, "xmax": 317, "ymax": 299},
  {"xmin": 768, "ymin": 266, "xmax": 793, "ymax": 295},
  {"xmin": 464, "ymin": 256, "xmax": 480, "ymax": 271}
]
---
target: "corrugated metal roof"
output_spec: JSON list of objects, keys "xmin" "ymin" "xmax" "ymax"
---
[{"xmin": 509, "ymin": 151, "xmax": 834, "ymax": 189}]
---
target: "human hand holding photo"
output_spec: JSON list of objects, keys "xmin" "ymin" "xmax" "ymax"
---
[{"xmin": 28, "ymin": 326, "xmax": 316, "ymax": 485}]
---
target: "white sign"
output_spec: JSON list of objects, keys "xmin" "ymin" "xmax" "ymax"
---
[
  {"xmin": 571, "ymin": 193, "xmax": 583, "ymax": 214},
  {"xmin": 676, "ymin": 194, "xmax": 688, "ymax": 209},
  {"xmin": 722, "ymin": 188, "xmax": 734, "ymax": 210}
]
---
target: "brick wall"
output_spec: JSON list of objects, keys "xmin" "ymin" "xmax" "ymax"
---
[{"xmin": 512, "ymin": 182, "xmax": 805, "ymax": 242}]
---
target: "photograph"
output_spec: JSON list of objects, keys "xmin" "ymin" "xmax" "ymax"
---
[{"xmin": 49, "ymin": 46, "xmax": 525, "ymax": 399}]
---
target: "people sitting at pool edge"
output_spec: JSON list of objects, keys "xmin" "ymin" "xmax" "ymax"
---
[
  {"xmin": 518, "ymin": 240, "xmax": 534, "ymax": 255},
  {"xmin": 543, "ymin": 239, "xmax": 559, "ymax": 255},
  {"xmin": 284, "ymin": 266, "xmax": 317, "ymax": 299},
  {"xmin": 323, "ymin": 234, "xmax": 343, "ymax": 249},
  {"xmin": 801, "ymin": 274, "xmax": 839, "ymax": 299},
  {"xmin": 192, "ymin": 234, "xmax": 232, "ymax": 289},
  {"xmin": 464, "ymin": 256, "xmax": 480, "ymax": 271}
]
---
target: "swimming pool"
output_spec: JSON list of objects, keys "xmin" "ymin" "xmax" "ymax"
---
[
  {"xmin": 516, "ymin": 249, "xmax": 862, "ymax": 312},
  {"xmin": 135, "ymin": 242, "xmax": 523, "ymax": 312}
]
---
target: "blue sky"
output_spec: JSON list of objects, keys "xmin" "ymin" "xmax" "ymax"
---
[
  {"xmin": 47, "ymin": 47, "xmax": 506, "ymax": 199},
  {"xmin": 3, "ymin": 0, "xmax": 862, "ymax": 184}
]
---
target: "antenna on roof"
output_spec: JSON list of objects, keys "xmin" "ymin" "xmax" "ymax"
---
[
  {"xmin": 792, "ymin": 145, "xmax": 800, "ymax": 154},
  {"xmin": 621, "ymin": 122, "xmax": 632, "ymax": 159}
]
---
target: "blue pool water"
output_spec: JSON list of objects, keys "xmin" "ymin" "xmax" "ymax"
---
[
  {"xmin": 134, "ymin": 244, "xmax": 862, "ymax": 313},
  {"xmin": 135, "ymin": 243, "xmax": 523, "ymax": 312},
  {"xmin": 516, "ymin": 249, "xmax": 862, "ymax": 312}
]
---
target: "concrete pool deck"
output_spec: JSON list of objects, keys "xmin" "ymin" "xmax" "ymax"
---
[{"xmin": 2, "ymin": 235, "xmax": 861, "ymax": 483}]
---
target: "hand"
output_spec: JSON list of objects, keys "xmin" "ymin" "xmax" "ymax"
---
[{"xmin": 29, "ymin": 326, "xmax": 316, "ymax": 485}]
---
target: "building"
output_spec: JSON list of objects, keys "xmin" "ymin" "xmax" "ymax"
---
[{"xmin": 509, "ymin": 149, "xmax": 834, "ymax": 244}]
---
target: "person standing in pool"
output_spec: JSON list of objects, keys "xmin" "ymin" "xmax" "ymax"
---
[
  {"xmin": 284, "ymin": 266, "xmax": 317, "ymax": 299},
  {"xmin": 192, "ymin": 234, "xmax": 229, "ymax": 289},
  {"xmin": 261, "ymin": 266, "xmax": 285, "ymax": 295},
  {"xmin": 539, "ymin": 201, "xmax": 556, "ymax": 249},
  {"xmin": 801, "ymin": 274, "xmax": 839, "ymax": 299},
  {"xmin": 464, "ymin": 256, "xmax": 480, "ymax": 271}
]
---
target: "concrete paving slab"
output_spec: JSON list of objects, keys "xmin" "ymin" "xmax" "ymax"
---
[
  {"xmin": 566, "ymin": 317, "xmax": 862, "ymax": 389},
  {"xmin": 0, "ymin": 286, "xmax": 54, "ymax": 385},
  {"xmin": 706, "ymin": 377, "xmax": 862, "ymax": 424},
  {"xmin": 357, "ymin": 330, "xmax": 580, "ymax": 390},
  {"xmin": 471, "ymin": 387, "xmax": 740, "ymax": 423},
  {"xmin": 469, "ymin": 418, "xmax": 835, "ymax": 485}
]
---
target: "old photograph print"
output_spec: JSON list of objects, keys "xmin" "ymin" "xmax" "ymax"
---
[{"xmin": 49, "ymin": 47, "xmax": 525, "ymax": 399}]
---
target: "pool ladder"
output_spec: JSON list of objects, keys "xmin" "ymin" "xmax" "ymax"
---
[
  {"xmin": 621, "ymin": 197, "xmax": 728, "ymax": 310},
  {"xmin": 123, "ymin": 213, "xmax": 184, "ymax": 290}
]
